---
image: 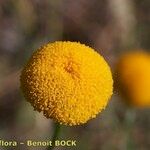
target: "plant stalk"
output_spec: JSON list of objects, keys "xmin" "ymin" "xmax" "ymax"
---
[{"xmin": 47, "ymin": 122, "xmax": 61, "ymax": 150}]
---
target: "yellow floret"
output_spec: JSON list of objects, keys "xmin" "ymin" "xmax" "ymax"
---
[
  {"xmin": 20, "ymin": 41, "xmax": 113, "ymax": 125},
  {"xmin": 116, "ymin": 51, "xmax": 150, "ymax": 107}
]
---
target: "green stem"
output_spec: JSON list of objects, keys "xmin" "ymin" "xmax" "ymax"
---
[{"xmin": 47, "ymin": 122, "xmax": 61, "ymax": 150}]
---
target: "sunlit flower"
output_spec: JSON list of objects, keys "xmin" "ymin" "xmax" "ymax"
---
[
  {"xmin": 116, "ymin": 51, "xmax": 150, "ymax": 107},
  {"xmin": 20, "ymin": 41, "xmax": 113, "ymax": 125}
]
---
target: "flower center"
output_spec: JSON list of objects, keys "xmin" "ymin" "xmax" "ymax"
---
[{"xmin": 64, "ymin": 60, "xmax": 80, "ymax": 79}]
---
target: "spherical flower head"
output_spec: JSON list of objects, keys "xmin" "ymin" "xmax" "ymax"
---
[
  {"xmin": 20, "ymin": 41, "xmax": 113, "ymax": 125},
  {"xmin": 116, "ymin": 51, "xmax": 150, "ymax": 107}
]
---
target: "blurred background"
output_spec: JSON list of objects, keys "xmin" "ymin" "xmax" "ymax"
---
[{"xmin": 0, "ymin": 0, "xmax": 150, "ymax": 150}]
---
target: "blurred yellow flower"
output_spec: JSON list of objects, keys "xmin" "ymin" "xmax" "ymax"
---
[
  {"xmin": 116, "ymin": 51, "xmax": 150, "ymax": 107},
  {"xmin": 20, "ymin": 41, "xmax": 113, "ymax": 125}
]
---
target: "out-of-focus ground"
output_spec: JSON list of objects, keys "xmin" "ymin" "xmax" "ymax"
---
[{"xmin": 0, "ymin": 0, "xmax": 150, "ymax": 150}]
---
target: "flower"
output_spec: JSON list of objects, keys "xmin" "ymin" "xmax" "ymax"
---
[
  {"xmin": 20, "ymin": 41, "xmax": 113, "ymax": 125},
  {"xmin": 116, "ymin": 51, "xmax": 150, "ymax": 107}
]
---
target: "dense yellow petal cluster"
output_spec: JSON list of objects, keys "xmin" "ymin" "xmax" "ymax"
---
[
  {"xmin": 116, "ymin": 51, "xmax": 150, "ymax": 107},
  {"xmin": 20, "ymin": 41, "xmax": 113, "ymax": 125}
]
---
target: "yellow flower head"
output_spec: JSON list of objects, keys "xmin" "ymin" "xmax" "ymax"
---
[
  {"xmin": 20, "ymin": 41, "xmax": 113, "ymax": 125},
  {"xmin": 116, "ymin": 51, "xmax": 150, "ymax": 107}
]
